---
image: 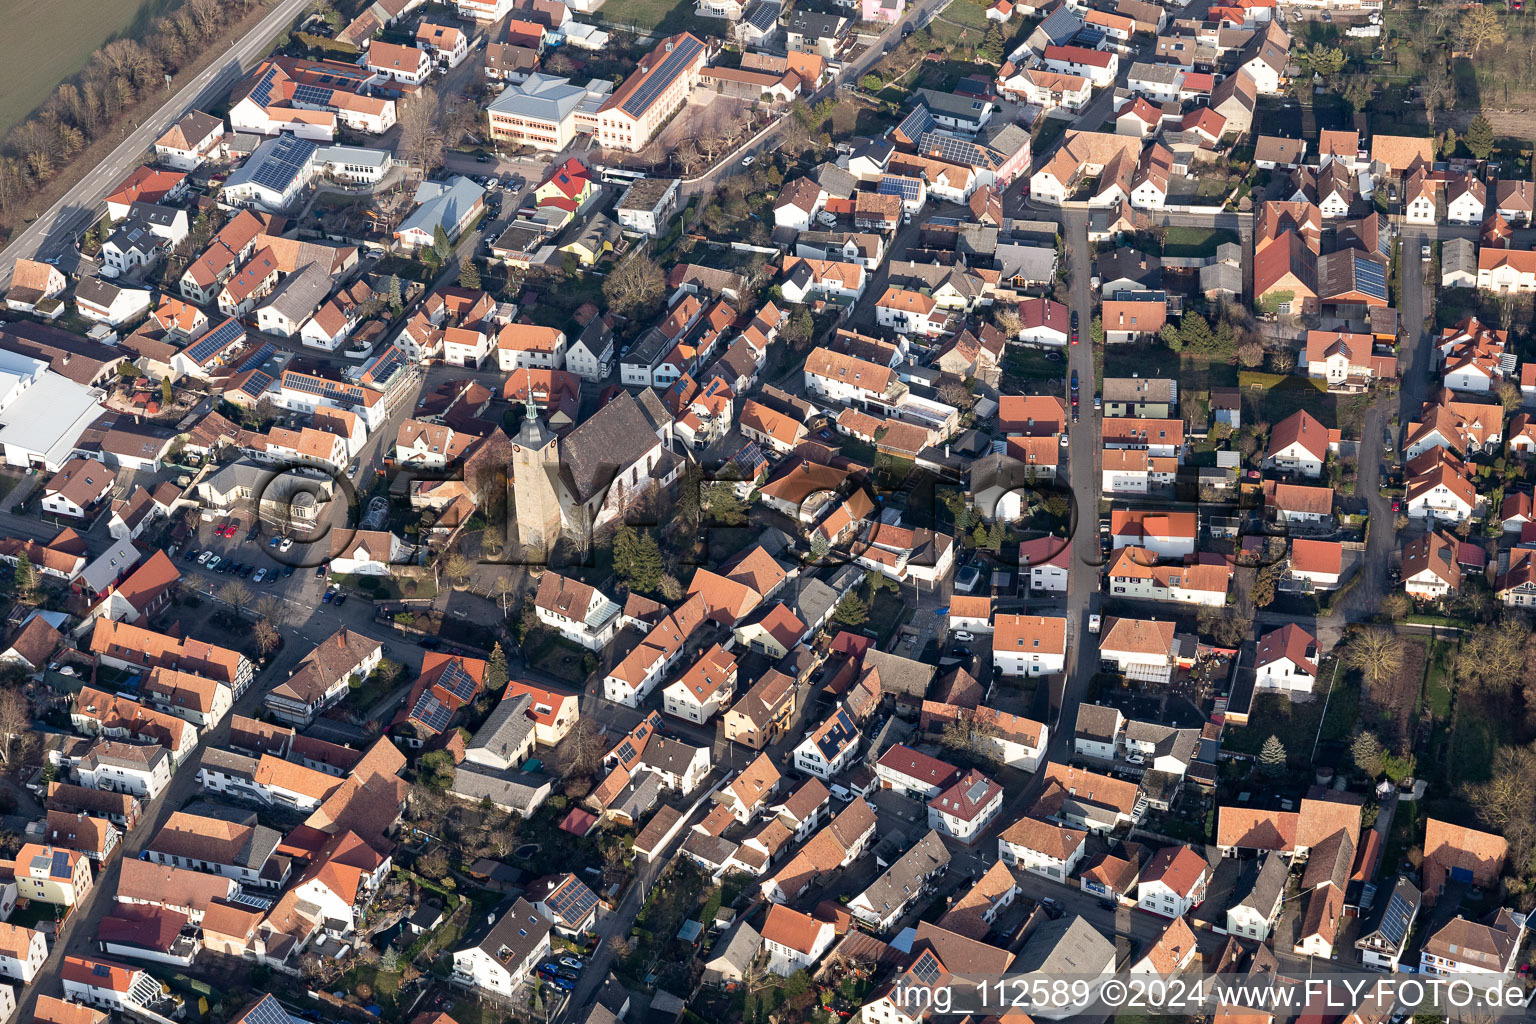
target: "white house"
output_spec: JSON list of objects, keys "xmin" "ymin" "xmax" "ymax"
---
[
  {"xmin": 1137, "ymin": 845, "xmax": 1209, "ymax": 919},
  {"xmin": 0, "ymin": 923, "xmax": 47, "ymax": 983},
  {"xmin": 661, "ymin": 645, "xmax": 737, "ymax": 725},
  {"xmin": 367, "ymin": 42, "xmax": 434, "ymax": 85},
  {"xmin": 1447, "ymin": 175, "xmax": 1487, "ymax": 225},
  {"xmin": 792, "ymin": 708, "xmax": 860, "ymax": 780},
  {"xmin": 1266, "ymin": 410, "xmax": 1335, "ymax": 478},
  {"xmin": 532, "ymin": 572, "xmax": 621, "ymax": 651},
  {"xmin": 992, "ymin": 614, "xmax": 1067, "ymax": 677},
  {"xmin": 451, "ymin": 898, "xmax": 552, "ymax": 997},
  {"xmin": 875, "ymin": 287, "xmax": 943, "ymax": 337},
  {"xmin": 997, "ymin": 816, "xmax": 1087, "ymax": 881},
  {"xmin": 875, "ymin": 745, "xmax": 958, "ymax": 800},
  {"xmin": 760, "ymin": 904, "xmax": 835, "ymax": 976},
  {"xmin": 1226, "ymin": 851, "xmax": 1288, "ymax": 941},
  {"xmin": 1097, "ymin": 617, "xmax": 1177, "ymax": 683},
  {"xmin": 153, "ymin": 110, "xmax": 226, "ymax": 170},
  {"xmin": 1018, "ymin": 536, "xmax": 1070, "ymax": 592},
  {"xmin": 75, "ymin": 279, "xmax": 152, "ymax": 328},
  {"xmin": 1253, "ymin": 623, "xmax": 1319, "ymax": 695},
  {"xmin": 1074, "ymin": 704, "xmax": 1125, "ymax": 761},
  {"xmin": 326, "ymin": 531, "xmax": 408, "ymax": 576},
  {"xmin": 926, "ymin": 770, "xmax": 1003, "ymax": 844}
]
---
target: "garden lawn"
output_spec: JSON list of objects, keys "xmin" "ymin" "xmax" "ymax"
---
[
  {"xmin": 1223, "ymin": 661, "xmax": 1356, "ymax": 764},
  {"xmin": 1004, "ymin": 347, "xmax": 1067, "ymax": 382},
  {"xmin": 1163, "ymin": 227, "xmax": 1240, "ymax": 258},
  {"xmin": 867, "ymin": 589, "xmax": 909, "ymax": 644},
  {"xmin": 526, "ymin": 633, "xmax": 590, "ymax": 685}
]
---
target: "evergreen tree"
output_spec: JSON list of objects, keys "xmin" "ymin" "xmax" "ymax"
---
[
  {"xmin": 1259, "ymin": 734, "xmax": 1288, "ymax": 777},
  {"xmin": 831, "ymin": 591, "xmax": 868, "ymax": 628},
  {"xmin": 1441, "ymin": 127, "xmax": 1458, "ymax": 158},
  {"xmin": 1180, "ymin": 312, "xmax": 1215, "ymax": 353},
  {"xmin": 385, "ymin": 274, "xmax": 403, "ymax": 313},
  {"xmin": 1089, "ymin": 315, "xmax": 1104, "ymax": 346},
  {"xmin": 432, "ymin": 223, "xmax": 453, "ymax": 262},
  {"xmin": 1159, "ymin": 323, "xmax": 1183, "ymax": 351},
  {"xmin": 1352, "ymin": 731, "xmax": 1384, "ymax": 778},
  {"xmin": 809, "ymin": 533, "xmax": 829, "ymax": 560},
  {"xmin": 612, "ymin": 524, "xmax": 638, "ymax": 583},
  {"xmin": 160, "ymin": 377, "xmax": 173, "ymax": 406},
  {"xmin": 458, "ymin": 254, "xmax": 480, "ymax": 290},
  {"xmin": 486, "ymin": 642, "xmax": 508, "ymax": 693},
  {"xmin": 1464, "ymin": 114, "xmax": 1495, "ymax": 160},
  {"xmin": 13, "ymin": 553, "xmax": 34, "ymax": 596}
]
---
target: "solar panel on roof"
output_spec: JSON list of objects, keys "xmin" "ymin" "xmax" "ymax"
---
[
  {"xmin": 815, "ymin": 707, "xmax": 856, "ymax": 759},
  {"xmin": 547, "ymin": 878, "xmax": 598, "ymax": 923},
  {"xmin": 909, "ymin": 950, "xmax": 943, "ymax": 984},
  {"xmin": 1355, "ymin": 255, "xmax": 1387, "ymax": 299},
  {"xmin": 1377, "ymin": 889, "xmax": 1412, "ymax": 947},
  {"xmin": 620, "ymin": 35, "xmax": 704, "ymax": 118},
  {"xmin": 438, "ymin": 660, "xmax": 479, "ymax": 703},
  {"xmin": 410, "ymin": 691, "xmax": 453, "ymax": 733},
  {"xmin": 92, "ymin": 963, "xmax": 112, "ymax": 978},
  {"xmin": 292, "ymin": 84, "xmax": 334, "ymax": 107},
  {"xmin": 185, "ymin": 318, "xmax": 246, "ymax": 365},
  {"xmin": 240, "ymin": 371, "xmax": 275, "ymax": 399},
  {"xmin": 249, "ymin": 66, "xmax": 279, "ymax": 107},
  {"xmin": 895, "ymin": 105, "xmax": 936, "ymax": 142},
  {"xmin": 879, "ymin": 176, "xmax": 923, "ymax": 202},
  {"xmin": 920, "ymin": 130, "xmax": 991, "ymax": 168},
  {"xmin": 240, "ymin": 995, "xmax": 294, "ymax": 1024},
  {"xmin": 746, "ymin": 0, "xmax": 779, "ymax": 30}
]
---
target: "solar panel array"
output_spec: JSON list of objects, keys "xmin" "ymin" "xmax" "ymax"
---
[
  {"xmin": 879, "ymin": 176, "xmax": 923, "ymax": 203},
  {"xmin": 240, "ymin": 371, "xmax": 274, "ymax": 398},
  {"xmin": 1377, "ymin": 887, "xmax": 1413, "ymax": 947},
  {"xmin": 235, "ymin": 342, "xmax": 275, "ymax": 373},
  {"xmin": 896, "ymin": 105, "xmax": 936, "ymax": 142},
  {"xmin": 292, "ymin": 84, "xmax": 335, "ymax": 107},
  {"xmin": 241, "ymin": 995, "xmax": 295, "ymax": 1024},
  {"xmin": 816, "ymin": 707, "xmax": 856, "ymax": 759},
  {"xmin": 92, "ymin": 963, "xmax": 113, "ymax": 978},
  {"xmin": 620, "ymin": 35, "xmax": 704, "ymax": 118},
  {"xmin": 251, "ymin": 136, "xmax": 320, "ymax": 194},
  {"xmin": 1355, "ymin": 254, "xmax": 1388, "ymax": 300},
  {"xmin": 547, "ymin": 877, "xmax": 598, "ymax": 924},
  {"xmin": 249, "ymin": 66, "xmax": 280, "ymax": 107},
  {"xmin": 410, "ymin": 691, "xmax": 454, "ymax": 733},
  {"xmin": 745, "ymin": 0, "xmax": 780, "ymax": 30},
  {"xmin": 283, "ymin": 371, "xmax": 366, "ymax": 403},
  {"xmin": 920, "ymin": 130, "xmax": 989, "ymax": 167},
  {"xmin": 909, "ymin": 950, "xmax": 943, "ymax": 985},
  {"xmin": 363, "ymin": 345, "xmax": 406, "ymax": 388},
  {"xmin": 185, "ymin": 318, "xmax": 246, "ymax": 365},
  {"xmin": 438, "ymin": 660, "xmax": 479, "ymax": 703}
]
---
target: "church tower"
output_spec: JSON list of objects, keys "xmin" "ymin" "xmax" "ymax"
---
[{"xmin": 511, "ymin": 398, "xmax": 563, "ymax": 558}]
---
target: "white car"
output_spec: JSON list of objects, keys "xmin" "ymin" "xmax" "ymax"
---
[
  {"xmin": 741, "ymin": 155, "xmax": 756, "ymax": 167},
  {"xmin": 280, "ymin": 537, "xmax": 294, "ymax": 552},
  {"xmin": 197, "ymin": 551, "xmax": 212, "ymax": 565},
  {"xmin": 1088, "ymin": 614, "xmax": 1101, "ymax": 634},
  {"xmin": 1059, "ymin": 432, "xmax": 1070, "ymax": 447},
  {"xmin": 252, "ymin": 568, "xmax": 266, "ymax": 583},
  {"xmin": 953, "ymin": 630, "xmax": 975, "ymax": 643}
]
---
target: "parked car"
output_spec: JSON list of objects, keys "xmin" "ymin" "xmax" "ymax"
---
[
  {"xmin": 333, "ymin": 592, "xmax": 347, "ymax": 606},
  {"xmin": 558, "ymin": 957, "xmax": 584, "ymax": 971},
  {"xmin": 1088, "ymin": 614, "xmax": 1101, "ymax": 633},
  {"xmin": 953, "ymin": 630, "xmax": 975, "ymax": 642},
  {"xmin": 315, "ymin": 565, "xmax": 327, "ymax": 578},
  {"xmin": 269, "ymin": 536, "xmax": 281, "ymax": 548},
  {"xmin": 280, "ymin": 537, "xmax": 294, "ymax": 552},
  {"xmin": 322, "ymin": 588, "xmax": 335, "ymax": 604},
  {"xmin": 1070, "ymin": 310, "xmax": 1079, "ymax": 344},
  {"xmin": 1421, "ymin": 242, "xmax": 1431, "ymax": 262},
  {"xmin": 197, "ymin": 551, "xmax": 212, "ymax": 565},
  {"xmin": 253, "ymin": 568, "xmax": 267, "ymax": 583},
  {"xmin": 205, "ymin": 556, "xmax": 221, "ymax": 570}
]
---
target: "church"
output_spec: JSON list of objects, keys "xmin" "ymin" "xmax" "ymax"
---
[{"xmin": 511, "ymin": 388, "xmax": 683, "ymax": 556}]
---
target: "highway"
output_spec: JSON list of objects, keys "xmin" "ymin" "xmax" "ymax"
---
[{"xmin": 0, "ymin": 0, "xmax": 314, "ymax": 289}]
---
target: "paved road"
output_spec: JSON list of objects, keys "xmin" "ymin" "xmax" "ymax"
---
[{"xmin": 0, "ymin": 0, "xmax": 313, "ymax": 288}]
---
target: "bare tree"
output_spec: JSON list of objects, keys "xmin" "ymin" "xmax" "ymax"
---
[
  {"xmin": 254, "ymin": 621, "xmax": 282, "ymax": 658},
  {"xmin": 1343, "ymin": 626, "xmax": 1404, "ymax": 695},
  {"xmin": 0, "ymin": 689, "xmax": 28, "ymax": 765},
  {"xmin": 218, "ymin": 580, "xmax": 253, "ymax": 616},
  {"xmin": 397, "ymin": 88, "xmax": 445, "ymax": 177},
  {"xmin": 255, "ymin": 594, "xmax": 284, "ymax": 625},
  {"xmin": 562, "ymin": 719, "xmax": 606, "ymax": 779}
]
